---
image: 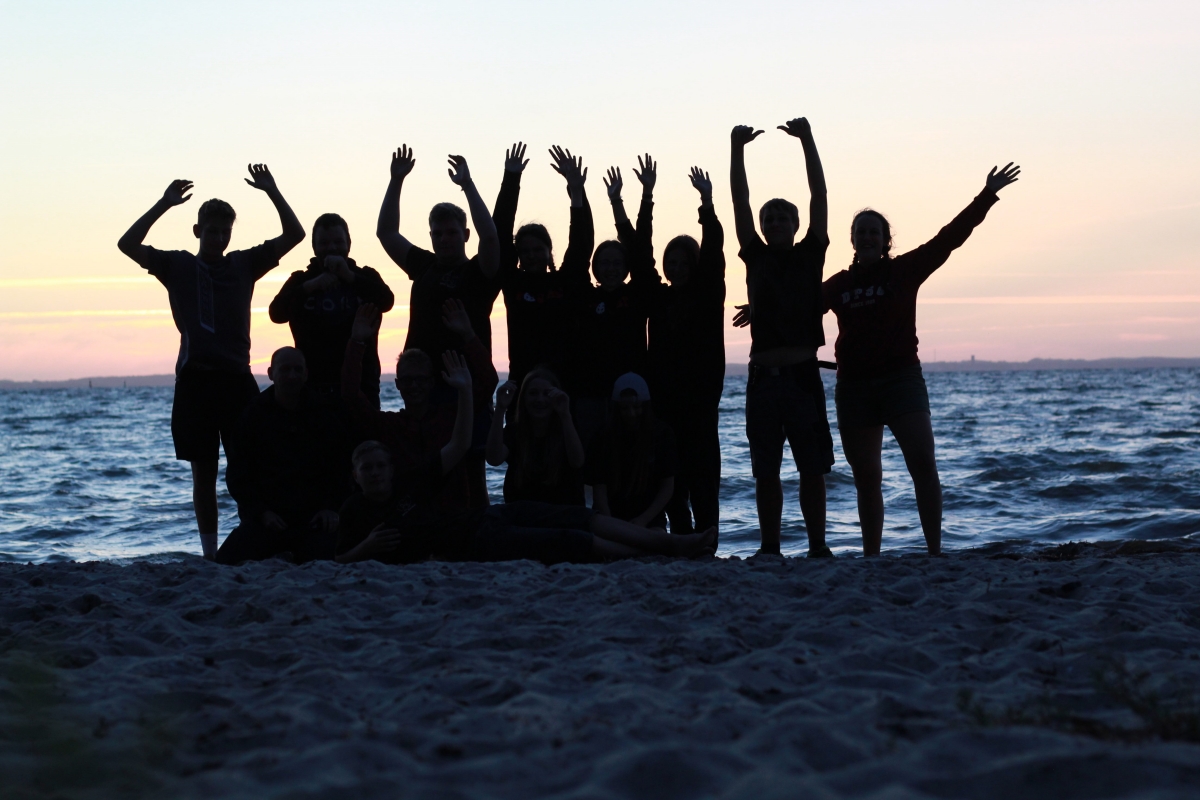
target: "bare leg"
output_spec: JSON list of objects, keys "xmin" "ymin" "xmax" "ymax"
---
[
  {"xmin": 888, "ymin": 412, "xmax": 942, "ymax": 555},
  {"xmin": 839, "ymin": 425, "xmax": 885, "ymax": 556},
  {"xmin": 191, "ymin": 459, "xmax": 219, "ymax": 560},
  {"xmin": 754, "ymin": 475, "xmax": 783, "ymax": 554},
  {"xmin": 798, "ymin": 472, "xmax": 827, "ymax": 550},
  {"xmin": 589, "ymin": 515, "xmax": 717, "ymax": 558}
]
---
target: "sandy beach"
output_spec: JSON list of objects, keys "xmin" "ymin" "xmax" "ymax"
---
[{"xmin": 3, "ymin": 544, "xmax": 1199, "ymax": 799}]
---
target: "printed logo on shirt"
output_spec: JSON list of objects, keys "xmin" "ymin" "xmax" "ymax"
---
[
  {"xmin": 843, "ymin": 285, "xmax": 886, "ymax": 309},
  {"xmin": 196, "ymin": 261, "xmax": 215, "ymax": 333},
  {"xmin": 595, "ymin": 301, "xmax": 606, "ymax": 315},
  {"xmin": 523, "ymin": 292, "xmax": 536, "ymax": 303}
]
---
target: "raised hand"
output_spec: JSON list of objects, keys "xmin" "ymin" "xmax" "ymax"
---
[
  {"xmin": 548, "ymin": 387, "xmax": 570, "ymax": 416},
  {"xmin": 441, "ymin": 350, "xmax": 473, "ymax": 392},
  {"xmin": 688, "ymin": 166, "xmax": 713, "ymax": 203},
  {"xmin": 441, "ymin": 297, "xmax": 475, "ymax": 342},
  {"xmin": 390, "ymin": 145, "xmax": 416, "ymax": 181},
  {"xmin": 495, "ymin": 380, "xmax": 518, "ymax": 410},
  {"xmin": 550, "ymin": 146, "xmax": 587, "ymax": 190},
  {"xmin": 603, "ymin": 167, "xmax": 623, "ymax": 203},
  {"xmin": 632, "ymin": 153, "xmax": 657, "ymax": 194},
  {"xmin": 161, "ymin": 179, "xmax": 193, "ymax": 207},
  {"xmin": 351, "ymin": 303, "xmax": 382, "ymax": 342},
  {"xmin": 505, "ymin": 142, "xmax": 529, "ymax": 173},
  {"xmin": 447, "ymin": 155, "xmax": 473, "ymax": 187},
  {"xmin": 731, "ymin": 126, "xmax": 765, "ymax": 147},
  {"xmin": 732, "ymin": 303, "xmax": 751, "ymax": 328},
  {"xmin": 244, "ymin": 164, "xmax": 279, "ymax": 194},
  {"xmin": 777, "ymin": 117, "xmax": 812, "ymax": 139},
  {"xmin": 986, "ymin": 162, "xmax": 1021, "ymax": 193},
  {"xmin": 324, "ymin": 255, "xmax": 355, "ymax": 283}
]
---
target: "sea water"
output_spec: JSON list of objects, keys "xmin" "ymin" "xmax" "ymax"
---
[{"xmin": 2, "ymin": 369, "xmax": 1198, "ymax": 563}]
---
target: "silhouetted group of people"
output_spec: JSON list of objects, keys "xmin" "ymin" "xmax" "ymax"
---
[{"xmin": 118, "ymin": 119, "xmax": 1018, "ymax": 564}]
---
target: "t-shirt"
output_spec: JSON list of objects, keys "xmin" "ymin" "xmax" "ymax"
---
[
  {"xmin": 334, "ymin": 454, "xmax": 479, "ymax": 564},
  {"xmin": 399, "ymin": 248, "xmax": 500, "ymax": 360},
  {"xmin": 822, "ymin": 190, "xmax": 999, "ymax": 379},
  {"xmin": 584, "ymin": 419, "xmax": 677, "ymax": 526},
  {"xmin": 143, "ymin": 243, "xmax": 279, "ymax": 374},
  {"xmin": 501, "ymin": 423, "xmax": 585, "ymax": 506},
  {"xmin": 740, "ymin": 230, "xmax": 829, "ymax": 357},
  {"xmin": 268, "ymin": 259, "xmax": 395, "ymax": 396}
]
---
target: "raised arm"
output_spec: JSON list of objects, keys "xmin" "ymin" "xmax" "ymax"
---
[
  {"xmin": 554, "ymin": 147, "xmax": 594, "ymax": 284},
  {"xmin": 628, "ymin": 153, "xmax": 658, "ymax": 284},
  {"xmin": 603, "ymin": 166, "xmax": 631, "ymax": 231},
  {"xmin": 352, "ymin": 265, "xmax": 396, "ymax": 312},
  {"xmin": 448, "ymin": 155, "xmax": 499, "ymax": 279},
  {"xmin": 342, "ymin": 304, "xmax": 386, "ymax": 434},
  {"xmin": 376, "ymin": 145, "xmax": 418, "ymax": 272},
  {"xmin": 117, "ymin": 180, "xmax": 192, "ymax": 267},
  {"xmin": 486, "ymin": 381, "xmax": 516, "ymax": 466},
  {"xmin": 493, "ymin": 143, "xmax": 527, "ymax": 276},
  {"xmin": 690, "ymin": 167, "xmax": 726, "ymax": 287},
  {"xmin": 730, "ymin": 125, "xmax": 765, "ymax": 248},
  {"xmin": 778, "ymin": 118, "xmax": 827, "ymax": 239},
  {"xmin": 442, "ymin": 298, "xmax": 499, "ymax": 407},
  {"xmin": 439, "ymin": 351, "xmax": 475, "ymax": 475},
  {"xmin": 244, "ymin": 164, "xmax": 305, "ymax": 261}
]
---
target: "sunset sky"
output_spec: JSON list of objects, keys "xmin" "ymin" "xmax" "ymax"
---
[{"xmin": 2, "ymin": 0, "xmax": 1198, "ymax": 379}]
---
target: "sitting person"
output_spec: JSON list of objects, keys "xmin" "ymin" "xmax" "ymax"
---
[
  {"xmin": 585, "ymin": 373, "xmax": 677, "ymax": 531},
  {"xmin": 268, "ymin": 213, "xmax": 395, "ymax": 407},
  {"xmin": 218, "ymin": 347, "xmax": 351, "ymax": 564},
  {"xmin": 341, "ymin": 300, "xmax": 498, "ymax": 512},
  {"xmin": 335, "ymin": 438, "xmax": 716, "ymax": 566},
  {"xmin": 486, "ymin": 368, "xmax": 585, "ymax": 506}
]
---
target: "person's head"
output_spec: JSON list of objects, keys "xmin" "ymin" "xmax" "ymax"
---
[
  {"xmin": 591, "ymin": 240, "xmax": 629, "ymax": 289},
  {"xmin": 759, "ymin": 198, "xmax": 800, "ymax": 247},
  {"xmin": 850, "ymin": 209, "xmax": 893, "ymax": 263},
  {"xmin": 515, "ymin": 223, "xmax": 554, "ymax": 273},
  {"xmin": 193, "ymin": 199, "xmax": 236, "ymax": 260},
  {"xmin": 312, "ymin": 213, "xmax": 351, "ymax": 259},
  {"xmin": 662, "ymin": 235, "xmax": 700, "ymax": 287},
  {"xmin": 428, "ymin": 203, "xmax": 470, "ymax": 262},
  {"xmin": 611, "ymin": 372, "xmax": 651, "ymax": 431},
  {"xmin": 351, "ymin": 441, "xmax": 393, "ymax": 497},
  {"xmin": 268, "ymin": 347, "xmax": 307, "ymax": 398},
  {"xmin": 516, "ymin": 367, "xmax": 562, "ymax": 424},
  {"xmin": 395, "ymin": 349, "xmax": 434, "ymax": 409}
]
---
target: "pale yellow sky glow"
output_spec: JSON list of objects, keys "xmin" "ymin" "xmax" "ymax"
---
[{"xmin": 2, "ymin": 0, "xmax": 1198, "ymax": 379}]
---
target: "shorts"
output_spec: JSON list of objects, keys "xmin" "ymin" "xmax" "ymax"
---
[
  {"xmin": 745, "ymin": 360, "xmax": 834, "ymax": 477},
  {"xmin": 171, "ymin": 368, "xmax": 261, "ymax": 463},
  {"xmin": 834, "ymin": 365, "xmax": 930, "ymax": 430},
  {"xmin": 471, "ymin": 501, "xmax": 596, "ymax": 565}
]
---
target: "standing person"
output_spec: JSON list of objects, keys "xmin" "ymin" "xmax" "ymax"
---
[
  {"xmin": 492, "ymin": 143, "xmax": 594, "ymax": 387},
  {"xmin": 269, "ymin": 213, "xmax": 394, "ymax": 407},
  {"xmin": 729, "ymin": 119, "xmax": 833, "ymax": 558},
  {"xmin": 218, "ymin": 347, "xmax": 351, "ymax": 564},
  {"xmin": 486, "ymin": 369, "xmax": 586, "ymax": 506},
  {"xmin": 567, "ymin": 156, "xmax": 659, "ymax": 448},
  {"xmin": 116, "ymin": 165, "xmax": 305, "ymax": 560},
  {"xmin": 376, "ymin": 145, "xmax": 501, "ymax": 360},
  {"xmin": 616, "ymin": 166, "xmax": 727, "ymax": 537},
  {"xmin": 824, "ymin": 163, "xmax": 1021, "ymax": 556},
  {"xmin": 585, "ymin": 373, "xmax": 676, "ymax": 531}
]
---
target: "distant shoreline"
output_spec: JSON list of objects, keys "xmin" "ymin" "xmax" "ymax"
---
[{"xmin": 2, "ymin": 356, "xmax": 1198, "ymax": 390}]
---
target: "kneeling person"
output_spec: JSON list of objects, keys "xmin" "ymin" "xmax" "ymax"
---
[{"xmin": 217, "ymin": 347, "xmax": 351, "ymax": 564}]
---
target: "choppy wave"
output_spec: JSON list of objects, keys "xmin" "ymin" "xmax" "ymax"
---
[{"xmin": 1, "ymin": 369, "xmax": 1197, "ymax": 563}]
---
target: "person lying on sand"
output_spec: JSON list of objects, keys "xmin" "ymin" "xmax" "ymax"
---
[{"xmin": 335, "ymin": 430, "xmax": 717, "ymax": 565}]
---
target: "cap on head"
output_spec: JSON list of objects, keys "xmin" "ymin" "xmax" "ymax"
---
[
  {"xmin": 611, "ymin": 372, "xmax": 651, "ymax": 402},
  {"xmin": 351, "ymin": 440, "xmax": 391, "ymax": 467}
]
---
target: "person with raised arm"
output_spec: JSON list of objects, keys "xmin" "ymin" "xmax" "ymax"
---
[
  {"xmin": 341, "ymin": 300, "xmax": 498, "ymax": 516},
  {"xmin": 566, "ymin": 155, "xmax": 659, "ymax": 449},
  {"xmin": 614, "ymin": 166, "xmax": 727, "ymax": 539},
  {"xmin": 823, "ymin": 163, "xmax": 1021, "ymax": 557},
  {"xmin": 117, "ymin": 165, "xmax": 305, "ymax": 560},
  {"xmin": 268, "ymin": 213, "xmax": 394, "ymax": 407},
  {"xmin": 729, "ymin": 119, "xmax": 833, "ymax": 558},
  {"xmin": 486, "ymin": 368, "xmax": 586, "ymax": 506},
  {"xmin": 376, "ymin": 145, "xmax": 501, "ymax": 361},
  {"xmin": 492, "ymin": 144, "xmax": 595, "ymax": 388}
]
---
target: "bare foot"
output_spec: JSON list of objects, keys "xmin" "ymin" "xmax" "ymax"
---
[{"xmin": 671, "ymin": 527, "xmax": 718, "ymax": 558}]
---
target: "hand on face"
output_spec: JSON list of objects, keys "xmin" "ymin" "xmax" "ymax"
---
[
  {"xmin": 244, "ymin": 163, "xmax": 278, "ymax": 193},
  {"xmin": 548, "ymin": 387, "xmax": 570, "ymax": 416},
  {"xmin": 731, "ymin": 125, "xmax": 765, "ymax": 147},
  {"xmin": 495, "ymin": 380, "xmax": 518, "ymax": 410},
  {"xmin": 441, "ymin": 350, "xmax": 473, "ymax": 392},
  {"xmin": 352, "ymin": 303, "xmax": 382, "ymax": 342},
  {"xmin": 447, "ymin": 155, "xmax": 472, "ymax": 187},
  {"xmin": 505, "ymin": 142, "xmax": 529, "ymax": 174},
  {"xmin": 986, "ymin": 162, "xmax": 1021, "ymax": 193},
  {"xmin": 162, "ymin": 179, "xmax": 193, "ymax": 207},
  {"xmin": 390, "ymin": 145, "xmax": 415, "ymax": 181}
]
